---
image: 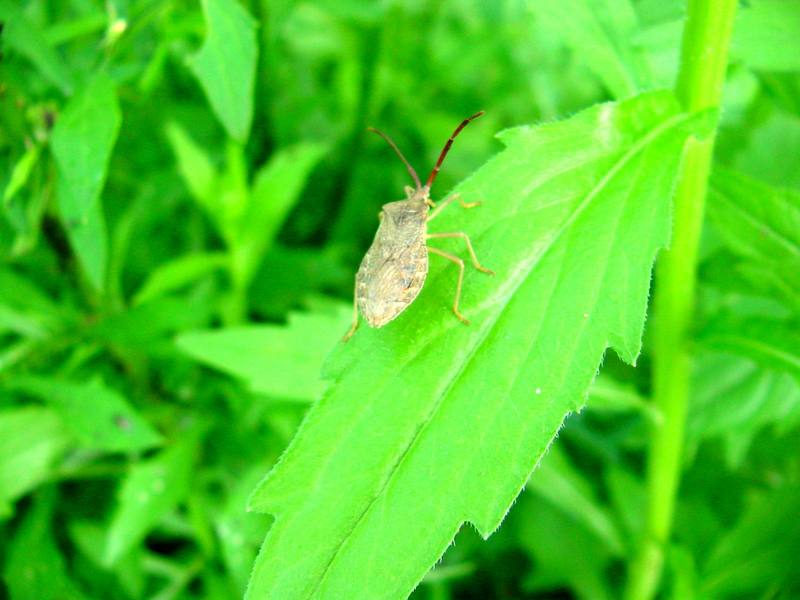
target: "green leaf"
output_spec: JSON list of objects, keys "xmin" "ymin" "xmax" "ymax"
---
[
  {"xmin": 3, "ymin": 144, "xmax": 41, "ymax": 205},
  {"xmin": 9, "ymin": 376, "xmax": 163, "ymax": 453},
  {"xmin": 699, "ymin": 316, "xmax": 800, "ymax": 381},
  {"xmin": 708, "ymin": 167, "xmax": 800, "ymax": 282},
  {"xmin": 0, "ymin": 407, "xmax": 70, "ymax": 518},
  {"xmin": 516, "ymin": 493, "xmax": 613, "ymax": 600},
  {"xmin": 731, "ymin": 0, "xmax": 800, "ymax": 72},
  {"xmin": 176, "ymin": 306, "xmax": 351, "ymax": 401},
  {"xmin": 0, "ymin": 303, "xmax": 49, "ymax": 338},
  {"xmin": 630, "ymin": 18, "xmax": 683, "ymax": 87},
  {"xmin": 0, "ymin": 0, "xmax": 74, "ymax": 94},
  {"xmin": 4, "ymin": 492, "xmax": 86, "ymax": 600},
  {"xmin": 50, "ymin": 76, "xmax": 120, "ymax": 224},
  {"xmin": 2, "ymin": 152, "xmax": 49, "ymax": 256},
  {"xmin": 68, "ymin": 521, "xmax": 145, "ymax": 600},
  {"xmin": 214, "ymin": 463, "xmax": 273, "ymax": 594},
  {"xmin": 531, "ymin": 0, "xmax": 652, "ymax": 98},
  {"xmin": 587, "ymin": 372, "xmax": 659, "ymax": 422},
  {"xmin": 702, "ymin": 485, "xmax": 800, "ymax": 597},
  {"xmin": 605, "ymin": 465, "xmax": 646, "ymax": 546},
  {"xmin": 0, "ymin": 269, "xmax": 67, "ymax": 343},
  {"xmin": 631, "ymin": 1, "xmax": 800, "ymax": 86},
  {"xmin": 245, "ymin": 91, "xmax": 705, "ymax": 599},
  {"xmin": 689, "ymin": 352, "xmax": 800, "ymax": 467},
  {"xmin": 250, "ymin": 247, "xmax": 352, "ymax": 319},
  {"xmin": 165, "ymin": 123, "xmax": 256, "ymax": 246},
  {"xmin": 43, "ymin": 11, "xmax": 107, "ymax": 46},
  {"xmin": 89, "ymin": 297, "xmax": 214, "ymax": 354},
  {"xmin": 527, "ymin": 446, "xmax": 624, "ymax": 556},
  {"xmin": 701, "ymin": 249, "xmax": 800, "ymax": 314},
  {"xmin": 67, "ymin": 201, "xmax": 109, "ymax": 291},
  {"xmin": 187, "ymin": 0, "xmax": 258, "ymax": 142},
  {"xmin": 164, "ymin": 121, "xmax": 218, "ymax": 212},
  {"xmin": 50, "ymin": 75, "xmax": 122, "ymax": 291},
  {"xmin": 235, "ymin": 142, "xmax": 327, "ymax": 286},
  {"xmin": 104, "ymin": 432, "xmax": 199, "ymax": 566},
  {"xmin": 3, "ymin": 130, "xmax": 45, "ymax": 259},
  {"xmin": 0, "ymin": 267, "xmax": 64, "ymax": 319},
  {"xmin": 705, "ymin": 167, "xmax": 800, "ymax": 315},
  {"xmin": 133, "ymin": 252, "xmax": 227, "ymax": 305},
  {"xmin": 667, "ymin": 545, "xmax": 699, "ymax": 600},
  {"xmin": 732, "ymin": 108, "xmax": 800, "ymax": 190}
]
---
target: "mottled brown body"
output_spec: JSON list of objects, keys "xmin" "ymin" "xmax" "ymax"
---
[
  {"xmin": 356, "ymin": 190, "xmax": 430, "ymax": 327},
  {"xmin": 343, "ymin": 112, "xmax": 492, "ymax": 341}
]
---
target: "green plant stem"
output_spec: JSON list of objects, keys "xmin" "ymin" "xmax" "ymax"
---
[
  {"xmin": 223, "ymin": 267, "xmax": 249, "ymax": 325},
  {"xmin": 625, "ymin": 1, "xmax": 737, "ymax": 599}
]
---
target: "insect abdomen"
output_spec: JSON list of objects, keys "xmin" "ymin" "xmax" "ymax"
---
[{"xmin": 356, "ymin": 239, "xmax": 428, "ymax": 328}]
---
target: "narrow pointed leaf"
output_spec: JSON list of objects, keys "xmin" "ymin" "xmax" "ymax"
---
[
  {"xmin": 187, "ymin": 0, "xmax": 258, "ymax": 142},
  {"xmin": 10, "ymin": 376, "xmax": 163, "ymax": 453},
  {"xmin": 133, "ymin": 252, "xmax": 227, "ymax": 305},
  {"xmin": 176, "ymin": 307, "xmax": 351, "ymax": 401},
  {"xmin": 0, "ymin": 0, "xmax": 74, "ymax": 94},
  {"xmin": 246, "ymin": 91, "xmax": 708, "ymax": 600},
  {"xmin": 3, "ymin": 144, "xmax": 41, "ymax": 204},
  {"xmin": 50, "ymin": 76, "xmax": 121, "ymax": 290},
  {"xmin": 587, "ymin": 373, "xmax": 658, "ymax": 421},
  {"xmin": 164, "ymin": 122, "xmax": 218, "ymax": 212},
  {"xmin": 4, "ymin": 492, "xmax": 86, "ymax": 600},
  {"xmin": 236, "ymin": 142, "xmax": 327, "ymax": 285},
  {"xmin": 104, "ymin": 432, "xmax": 199, "ymax": 565},
  {"xmin": 0, "ymin": 407, "xmax": 69, "ymax": 518}
]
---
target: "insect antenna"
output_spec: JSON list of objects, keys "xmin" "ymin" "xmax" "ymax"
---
[
  {"xmin": 367, "ymin": 127, "xmax": 422, "ymax": 189},
  {"xmin": 425, "ymin": 111, "xmax": 485, "ymax": 189}
]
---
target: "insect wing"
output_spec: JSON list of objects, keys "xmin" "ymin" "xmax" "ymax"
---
[{"xmin": 357, "ymin": 236, "xmax": 428, "ymax": 327}]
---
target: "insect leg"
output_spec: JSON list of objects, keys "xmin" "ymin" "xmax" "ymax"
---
[
  {"xmin": 428, "ymin": 246, "xmax": 470, "ymax": 325},
  {"xmin": 426, "ymin": 232, "xmax": 495, "ymax": 275},
  {"xmin": 427, "ymin": 193, "xmax": 481, "ymax": 221},
  {"xmin": 342, "ymin": 276, "xmax": 360, "ymax": 342}
]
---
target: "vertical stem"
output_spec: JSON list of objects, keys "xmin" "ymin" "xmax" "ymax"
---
[
  {"xmin": 223, "ymin": 249, "xmax": 250, "ymax": 325},
  {"xmin": 625, "ymin": 1, "xmax": 737, "ymax": 599},
  {"xmin": 222, "ymin": 280, "xmax": 249, "ymax": 325},
  {"xmin": 221, "ymin": 140, "xmax": 251, "ymax": 326}
]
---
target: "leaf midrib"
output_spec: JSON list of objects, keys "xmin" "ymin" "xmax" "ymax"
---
[{"xmin": 306, "ymin": 109, "xmax": 694, "ymax": 598}]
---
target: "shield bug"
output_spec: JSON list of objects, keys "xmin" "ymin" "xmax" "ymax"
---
[{"xmin": 343, "ymin": 111, "xmax": 493, "ymax": 341}]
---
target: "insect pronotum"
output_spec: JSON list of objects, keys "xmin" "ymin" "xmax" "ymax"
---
[{"xmin": 343, "ymin": 111, "xmax": 493, "ymax": 342}]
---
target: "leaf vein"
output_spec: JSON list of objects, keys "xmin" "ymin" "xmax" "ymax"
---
[{"xmin": 308, "ymin": 109, "xmax": 693, "ymax": 596}]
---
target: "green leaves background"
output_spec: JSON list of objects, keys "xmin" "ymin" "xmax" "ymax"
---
[
  {"xmin": 49, "ymin": 76, "xmax": 120, "ymax": 291},
  {"xmin": 1, "ymin": 1, "xmax": 799, "ymax": 599},
  {"xmin": 246, "ymin": 92, "xmax": 708, "ymax": 599}
]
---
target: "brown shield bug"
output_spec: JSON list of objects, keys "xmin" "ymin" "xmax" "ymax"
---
[{"xmin": 343, "ymin": 111, "xmax": 493, "ymax": 342}]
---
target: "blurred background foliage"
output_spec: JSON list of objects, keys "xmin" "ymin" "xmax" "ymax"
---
[{"xmin": 0, "ymin": 0, "xmax": 799, "ymax": 599}]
